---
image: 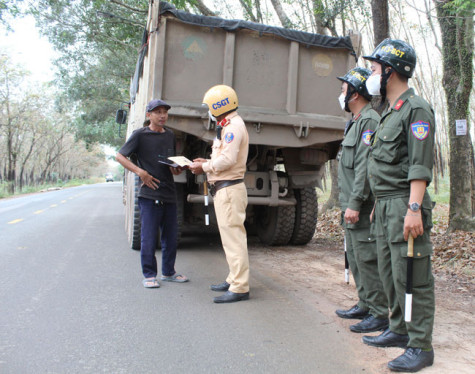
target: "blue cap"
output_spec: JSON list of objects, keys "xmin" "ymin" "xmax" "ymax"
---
[{"xmin": 146, "ymin": 99, "xmax": 171, "ymax": 112}]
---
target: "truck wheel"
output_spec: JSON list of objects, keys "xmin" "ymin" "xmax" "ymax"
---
[
  {"xmin": 128, "ymin": 174, "xmax": 141, "ymax": 251},
  {"xmin": 290, "ymin": 188, "xmax": 318, "ymax": 245},
  {"xmin": 256, "ymin": 203, "xmax": 295, "ymax": 246}
]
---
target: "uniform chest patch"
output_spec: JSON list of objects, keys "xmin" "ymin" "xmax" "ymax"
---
[
  {"xmin": 224, "ymin": 132, "xmax": 234, "ymax": 143},
  {"xmin": 362, "ymin": 130, "xmax": 374, "ymax": 146},
  {"xmin": 411, "ymin": 121, "xmax": 430, "ymax": 140}
]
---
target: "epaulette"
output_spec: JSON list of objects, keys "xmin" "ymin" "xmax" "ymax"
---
[
  {"xmin": 219, "ymin": 118, "xmax": 231, "ymax": 127},
  {"xmin": 394, "ymin": 99, "xmax": 405, "ymax": 111}
]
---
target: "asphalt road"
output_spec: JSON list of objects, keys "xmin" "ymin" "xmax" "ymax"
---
[{"xmin": 0, "ymin": 183, "xmax": 368, "ymax": 374}]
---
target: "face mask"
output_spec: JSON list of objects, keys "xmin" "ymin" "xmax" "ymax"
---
[
  {"xmin": 366, "ymin": 74, "xmax": 381, "ymax": 96},
  {"xmin": 338, "ymin": 93, "xmax": 346, "ymax": 111},
  {"xmin": 208, "ymin": 110, "xmax": 216, "ymax": 122}
]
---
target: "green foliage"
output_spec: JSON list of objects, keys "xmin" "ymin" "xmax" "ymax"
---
[
  {"xmin": 27, "ymin": 0, "xmax": 147, "ymax": 146},
  {"xmin": 443, "ymin": 0, "xmax": 475, "ymax": 14},
  {"xmin": 0, "ymin": 0, "xmax": 24, "ymax": 30},
  {"xmin": 427, "ymin": 176, "xmax": 451, "ymax": 204},
  {"xmin": 22, "ymin": 0, "xmax": 202, "ymax": 147},
  {"xmin": 0, "ymin": 178, "xmax": 105, "ymax": 198}
]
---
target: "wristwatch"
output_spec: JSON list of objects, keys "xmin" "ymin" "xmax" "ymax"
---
[{"xmin": 408, "ymin": 202, "xmax": 421, "ymax": 212}]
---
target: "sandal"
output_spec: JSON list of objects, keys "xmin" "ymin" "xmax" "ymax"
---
[
  {"xmin": 160, "ymin": 273, "xmax": 189, "ymax": 283},
  {"xmin": 142, "ymin": 278, "xmax": 160, "ymax": 288}
]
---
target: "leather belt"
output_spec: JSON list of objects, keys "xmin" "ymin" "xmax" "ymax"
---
[{"xmin": 209, "ymin": 179, "xmax": 244, "ymax": 196}]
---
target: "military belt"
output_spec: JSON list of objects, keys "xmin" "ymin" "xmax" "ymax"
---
[
  {"xmin": 375, "ymin": 191, "xmax": 410, "ymax": 201},
  {"xmin": 209, "ymin": 179, "xmax": 244, "ymax": 197}
]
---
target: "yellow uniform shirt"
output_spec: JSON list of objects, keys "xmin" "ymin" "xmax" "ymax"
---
[{"xmin": 203, "ymin": 111, "xmax": 249, "ymax": 182}]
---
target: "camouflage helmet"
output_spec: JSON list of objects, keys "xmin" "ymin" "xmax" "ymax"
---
[
  {"xmin": 337, "ymin": 67, "xmax": 372, "ymax": 101},
  {"xmin": 363, "ymin": 39, "xmax": 416, "ymax": 78}
]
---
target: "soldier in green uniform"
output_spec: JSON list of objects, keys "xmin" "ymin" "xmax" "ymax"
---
[
  {"xmin": 362, "ymin": 39, "xmax": 435, "ymax": 372},
  {"xmin": 335, "ymin": 67, "xmax": 389, "ymax": 333}
]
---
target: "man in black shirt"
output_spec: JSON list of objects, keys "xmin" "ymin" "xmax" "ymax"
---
[{"xmin": 116, "ymin": 99, "xmax": 189, "ymax": 288}]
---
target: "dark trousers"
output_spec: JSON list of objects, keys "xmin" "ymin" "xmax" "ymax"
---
[{"xmin": 138, "ymin": 197, "xmax": 178, "ymax": 278}]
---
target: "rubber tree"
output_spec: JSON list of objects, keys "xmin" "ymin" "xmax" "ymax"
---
[
  {"xmin": 371, "ymin": 0, "xmax": 389, "ymax": 45},
  {"xmin": 434, "ymin": 0, "xmax": 475, "ymax": 231}
]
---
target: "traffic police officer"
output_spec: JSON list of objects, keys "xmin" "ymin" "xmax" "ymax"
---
[
  {"xmin": 335, "ymin": 67, "xmax": 389, "ymax": 333},
  {"xmin": 189, "ymin": 85, "xmax": 250, "ymax": 304},
  {"xmin": 362, "ymin": 39, "xmax": 435, "ymax": 372}
]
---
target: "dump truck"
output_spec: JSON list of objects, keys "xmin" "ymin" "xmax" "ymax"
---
[{"xmin": 119, "ymin": 1, "xmax": 361, "ymax": 249}]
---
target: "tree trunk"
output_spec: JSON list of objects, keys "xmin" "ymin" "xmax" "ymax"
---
[
  {"xmin": 270, "ymin": 0, "xmax": 293, "ymax": 28},
  {"xmin": 239, "ymin": 0, "xmax": 257, "ymax": 22},
  {"xmin": 472, "ymin": 145, "xmax": 475, "ymax": 217},
  {"xmin": 435, "ymin": 1, "xmax": 474, "ymax": 231},
  {"xmin": 6, "ymin": 122, "xmax": 16, "ymax": 195},
  {"xmin": 369, "ymin": 0, "xmax": 390, "ymax": 114},
  {"xmin": 193, "ymin": 0, "xmax": 216, "ymax": 16},
  {"xmin": 371, "ymin": 0, "xmax": 389, "ymax": 46},
  {"xmin": 322, "ymin": 160, "xmax": 340, "ymax": 212}
]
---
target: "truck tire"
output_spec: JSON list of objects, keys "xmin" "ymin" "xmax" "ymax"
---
[
  {"xmin": 256, "ymin": 203, "xmax": 295, "ymax": 246},
  {"xmin": 290, "ymin": 188, "xmax": 318, "ymax": 245},
  {"xmin": 128, "ymin": 174, "xmax": 141, "ymax": 251}
]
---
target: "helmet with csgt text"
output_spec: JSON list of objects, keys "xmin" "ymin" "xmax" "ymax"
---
[
  {"xmin": 363, "ymin": 39, "xmax": 416, "ymax": 78},
  {"xmin": 337, "ymin": 67, "xmax": 372, "ymax": 101},
  {"xmin": 203, "ymin": 85, "xmax": 238, "ymax": 117}
]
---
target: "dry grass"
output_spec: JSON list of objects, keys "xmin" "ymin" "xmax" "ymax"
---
[{"xmin": 315, "ymin": 204, "xmax": 474, "ymax": 295}]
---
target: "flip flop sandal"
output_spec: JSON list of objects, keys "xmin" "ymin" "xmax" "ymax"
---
[
  {"xmin": 142, "ymin": 278, "xmax": 160, "ymax": 288},
  {"xmin": 160, "ymin": 273, "xmax": 189, "ymax": 283}
]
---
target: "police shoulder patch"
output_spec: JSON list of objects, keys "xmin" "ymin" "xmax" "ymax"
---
[
  {"xmin": 224, "ymin": 132, "xmax": 234, "ymax": 143},
  {"xmin": 411, "ymin": 121, "xmax": 430, "ymax": 140},
  {"xmin": 362, "ymin": 130, "xmax": 373, "ymax": 146}
]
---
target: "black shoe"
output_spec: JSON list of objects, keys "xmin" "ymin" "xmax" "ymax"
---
[
  {"xmin": 362, "ymin": 328, "xmax": 409, "ymax": 348},
  {"xmin": 388, "ymin": 348, "xmax": 434, "ymax": 372},
  {"xmin": 210, "ymin": 281, "xmax": 230, "ymax": 292},
  {"xmin": 213, "ymin": 290, "xmax": 249, "ymax": 304},
  {"xmin": 350, "ymin": 315, "xmax": 389, "ymax": 333},
  {"xmin": 335, "ymin": 305, "xmax": 369, "ymax": 319}
]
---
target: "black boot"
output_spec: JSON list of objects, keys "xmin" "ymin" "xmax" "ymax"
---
[
  {"xmin": 362, "ymin": 328, "xmax": 409, "ymax": 348},
  {"xmin": 335, "ymin": 304, "xmax": 369, "ymax": 319},
  {"xmin": 388, "ymin": 347, "xmax": 434, "ymax": 372},
  {"xmin": 350, "ymin": 314, "xmax": 389, "ymax": 333},
  {"xmin": 213, "ymin": 290, "xmax": 249, "ymax": 304},
  {"xmin": 210, "ymin": 281, "xmax": 230, "ymax": 292}
]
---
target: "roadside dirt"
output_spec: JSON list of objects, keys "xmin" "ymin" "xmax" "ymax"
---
[{"xmin": 248, "ymin": 206, "xmax": 474, "ymax": 374}]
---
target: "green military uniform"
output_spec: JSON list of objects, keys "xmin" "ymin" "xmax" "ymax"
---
[
  {"xmin": 368, "ymin": 88, "xmax": 435, "ymax": 349},
  {"xmin": 338, "ymin": 103, "xmax": 388, "ymax": 319}
]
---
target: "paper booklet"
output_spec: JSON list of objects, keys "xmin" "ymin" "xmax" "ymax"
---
[{"xmin": 159, "ymin": 156, "xmax": 193, "ymax": 168}]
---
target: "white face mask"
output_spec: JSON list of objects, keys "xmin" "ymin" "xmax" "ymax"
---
[
  {"xmin": 338, "ymin": 93, "xmax": 346, "ymax": 111},
  {"xmin": 366, "ymin": 74, "xmax": 381, "ymax": 96},
  {"xmin": 208, "ymin": 110, "xmax": 217, "ymax": 122}
]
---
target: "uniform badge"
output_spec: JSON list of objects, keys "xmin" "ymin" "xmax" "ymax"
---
[
  {"xmin": 224, "ymin": 132, "xmax": 234, "ymax": 143},
  {"xmin": 362, "ymin": 130, "xmax": 373, "ymax": 146},
  {"xmin": 411, "ymin": 121, "xmax": 430, "ymax": 140}
]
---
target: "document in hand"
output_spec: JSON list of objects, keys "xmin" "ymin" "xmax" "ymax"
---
[{"xmin": 159, "ymin": 156, "xmax": 193, "ymax": 168}]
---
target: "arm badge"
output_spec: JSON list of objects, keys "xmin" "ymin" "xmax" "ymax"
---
[
  {"xmin": 224, "ymin": 132, "xmax": 234, "ymax": 143},
  {"xmin": 411, "ymin": 121, "xmax": 430, "ymax": 140},
  {"xmin": 362, "ymin": 130, "xmax": 374, "ymax": 146}
]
